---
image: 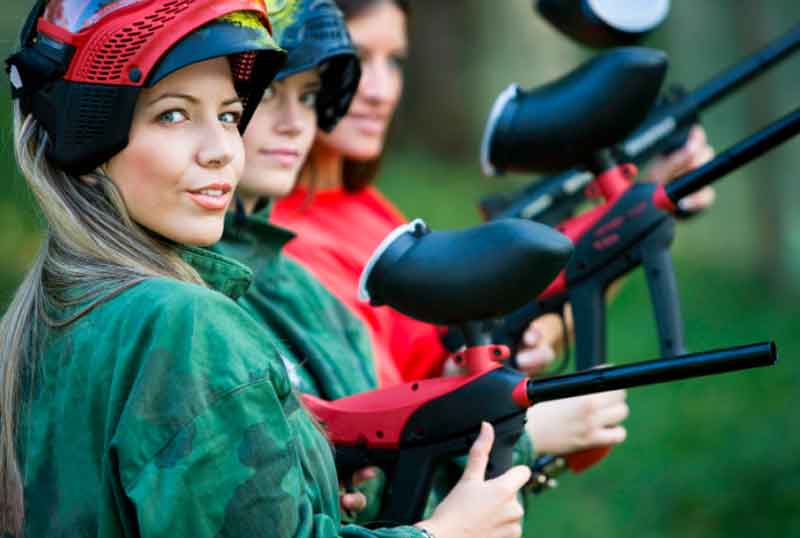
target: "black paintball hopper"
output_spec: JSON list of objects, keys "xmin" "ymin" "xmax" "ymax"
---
[
  {"xmin": 536, "ymin": 0, "xmax": 670, "ymax": 48},
  {"xmin": 359, "ymin": 219, "xmax": 574, "ymax": 325},
  {"xmin": 481, "ymin": 47, "xmax": 668, "ymax": 175}
]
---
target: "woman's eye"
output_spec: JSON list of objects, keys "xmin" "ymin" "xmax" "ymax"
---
[
  {"xmin": 220, "ymin": 110, "xmax": 242, "ymax": 125},
  {"xmin": 300, "ymin": 91, "xmax": 319, "ymax": 108},
  {"xmin": 158, "ymin": 110, "xmax": 187, "ymax": 124},
  {"xmin": 261, "ymin": 86, "xmax": 276, "ymax": 102}
]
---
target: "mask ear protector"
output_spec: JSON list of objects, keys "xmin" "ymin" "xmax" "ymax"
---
[{"xmin": 6, "ymin": 0, "xmax": 75, "ymax": 114}]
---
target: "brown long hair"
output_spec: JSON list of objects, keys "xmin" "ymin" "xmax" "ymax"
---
[
  {"xmin": 0, "ymin": 107, "xmax": 207, "ymax": 536},
  {"xmin": 335, "ymin": 0, "xmax": 410, "ymax": 192}
]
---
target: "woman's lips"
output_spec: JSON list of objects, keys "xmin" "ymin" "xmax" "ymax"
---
[
  {"xmin": 259, "ymin": 148, "xmax": 301, "ymax": 168},
  {"xmin": 347, "ymin": 113, "xmax": 387, "ymax": 136},
  {"xmin": 187, "ymin": 182, "xmax": 232, "ymax": 211}
]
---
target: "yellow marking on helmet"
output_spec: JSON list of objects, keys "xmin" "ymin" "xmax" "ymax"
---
[
  {"xmin": 267, "ymin": 0, "xmax": 302, "ymax": 31},
  {"xmin": 220, "ymin": 11, "xmax": 268, "ymax": 31}
]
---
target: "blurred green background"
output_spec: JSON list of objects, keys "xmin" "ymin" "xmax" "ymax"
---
[{"xmin": 0, "ymin": 1, "xmax": 798, "ymax": 536}]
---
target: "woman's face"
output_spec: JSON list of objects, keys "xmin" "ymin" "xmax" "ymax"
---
[
  {"xmin": 105, "ymin": 57, "xmax": 245, "ymax": 246},
  {"xmin": 239, "ymin": 69, "xmax": 321, "ymax": 204},
  {"xmin": 316, "ymin": 2, "xmax": 408, "ymax": 161}
]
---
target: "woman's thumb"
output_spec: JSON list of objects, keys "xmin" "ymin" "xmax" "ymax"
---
[{"xmin": 462, "ymin": 422, "xmax": 494, "ymax": 480}]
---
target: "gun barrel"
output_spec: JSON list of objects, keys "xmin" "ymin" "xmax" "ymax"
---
[
  {"xmin": 688, "ymin": 23, "xmax": 800, "ymax": 112},
  {"xmin": 621, "ymin": 24, "xmax": 800, "ymax": 161},
  {"xmin": 663, "ymin": 108, "xmax": 800, "ymax": 204},
  {"xmin": 527, "ymin": 342, "xmax": 776, "ymax": 403}
]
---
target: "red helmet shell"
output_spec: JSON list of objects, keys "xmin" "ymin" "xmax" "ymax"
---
[{"xmin": 38, "ymin": 0, "xmax": 272, "ymax": 86}]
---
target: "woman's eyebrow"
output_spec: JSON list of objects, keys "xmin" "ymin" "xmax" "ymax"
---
[
  {"xmin": 145, "ymin": 94, "xmax": 242, "ymax": 106},
  {"xmin": 222, "ymin": 96, "xmax": 243, "ymax": 106},
  {"xmin": 146, "ymin": 93, "xmax": 197, "ymax": 106}
]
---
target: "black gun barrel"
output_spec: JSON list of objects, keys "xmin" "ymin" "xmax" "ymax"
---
[
  {"xmin": 623, "ymin": 23, "xmax": 800, "ymax": 158},
  {"xmin": 683, "ymin": 23, "xmax": 800, "ymax": 113},
  {"xmin": 527, "ymin": 342, "xmax": 776, "ymax": 403},
  {"xmin": 664, "ymin": 108, "xmax": 800, "ymax": 204}
]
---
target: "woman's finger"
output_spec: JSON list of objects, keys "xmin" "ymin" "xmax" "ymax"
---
[
  {"xmin": 462, "ymin": 422, "xmax": 494, "ymax": 481},
  {"xmin": 591, "ymin": 426, "xmax": 628, "ymax": 447},
  {"xmin": 590, "ymin": 402, "xmax": 630, "ymax": 428},
  {"xmin": 515, "ymin": 345, "xmax": 556, "ymax": 373},
  {"xmin": 352, "ymin": 466, "xmax": 377, "ymax": 486},
  {"xmin": 340, "ymin": 492, "xmax": 368, "ymax": 513}
]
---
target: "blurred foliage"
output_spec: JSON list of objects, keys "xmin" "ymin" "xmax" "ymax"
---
[{"xmin": 0, "ymin": 1, "xmax": 798, "ymax": 537}]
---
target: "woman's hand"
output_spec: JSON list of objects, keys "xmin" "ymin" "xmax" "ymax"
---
[
  {"xmin": 525, "ymin": 390, "xmax": 629, "ymax": 455},
  {"xmin": 515, "ymin": 314, "xmax": 563, "ymax": 375},
  {"xmin": 339, "ymin": 467, "xmax": 377, "ymax": 514},
  {"xmin": 645, "ymin": 125, "xmax": 716, "ymax": 212},
  {"xmin": 416, "ymin": 422, "xmax": 531, "ymax": 538}
]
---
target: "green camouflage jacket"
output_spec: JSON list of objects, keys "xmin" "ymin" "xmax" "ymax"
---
[
  {"xmin": 212, "ymin": 209, "xmax": 378, "ymax": 400},
  {"xmin": 17, "ymin": 245, "xmax": 423, "ymax": 538}
]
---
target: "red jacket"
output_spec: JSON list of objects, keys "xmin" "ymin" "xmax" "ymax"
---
[{"xmin": 272, "ymin": 186, "xmax": 449, "ymax": 386}]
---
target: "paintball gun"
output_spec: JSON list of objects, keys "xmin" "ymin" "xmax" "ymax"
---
[
  {"xmin": 476, "ymin": 46, "xmax": 798, "ymax": 489},
  {"xmin": 480, "ymin": 46, "xmax": 800, "ymax": 367},
  {"xmin": 301, "ymin": 218, "xmax": 778, "ymax": 525},
  {"xmin": 480, "ymin": 23, "xmax": 800, "ymax": 225}
]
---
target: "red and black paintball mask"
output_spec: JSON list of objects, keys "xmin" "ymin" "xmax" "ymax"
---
[
  {"xmin": 268, "ymin": 0, "xmax": 360, "ymax": 131},
  {"xmin": 5, "ymin": 0, "xmax": 287, "ymax": 176}
]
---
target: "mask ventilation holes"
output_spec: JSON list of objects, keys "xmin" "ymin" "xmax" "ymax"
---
[{"xmin": 76, "ymin": 0, "xmax": 193, "ymax": 83}]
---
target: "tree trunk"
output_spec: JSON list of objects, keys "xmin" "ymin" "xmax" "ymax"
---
[
  {"xmin": 393, "ymin": 1, "xmax": 483, "ymax": 158},
  {"xmin": 733, "ymin": 5, "xmax": 793, "ymax": 293}
]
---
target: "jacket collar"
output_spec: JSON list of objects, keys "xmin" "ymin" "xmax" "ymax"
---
[
  {"xmin": 177, "ymin": 245, "xmax": 253, "ymax": 300},
  {"xmin": 217, "ymin": 203, "xmax": 296, "ymax": 272}
]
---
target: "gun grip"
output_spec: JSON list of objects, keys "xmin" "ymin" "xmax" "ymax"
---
[
  {"xmin": 569, "ymin": 282, "xmax": 607, "ymax": 370},
  {"xmin": 378, "ymin": 451, "xmax": 436, "ymax": 525},
  {"xmin": 642, "ymin": 240, "xmax": 686, "ymax": 357},
  {"xmin": 485, "ymin": 414, "xmax": 527, "ymax": 480},
  {"xmin": 566, "ymin": 446, "xmax": 611, "ymax": 473}
]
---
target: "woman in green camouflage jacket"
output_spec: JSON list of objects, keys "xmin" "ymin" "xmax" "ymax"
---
[{"xmin": 0, "ymin": 1, "xmax": 530, "ymax": 537}]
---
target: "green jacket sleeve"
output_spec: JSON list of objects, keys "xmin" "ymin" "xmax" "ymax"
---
[
  {"xmin": 108, "ymin": 280, "xmax": 423, "ymax": 538},
  {"xmin": 124, "ymin": 381, "xmax": 423, "ymax": 538}
]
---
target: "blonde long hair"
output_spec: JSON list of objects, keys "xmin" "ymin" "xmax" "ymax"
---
[{"xmin": 0, "ymin": 105, "xmax": 206, "ymax": 533}]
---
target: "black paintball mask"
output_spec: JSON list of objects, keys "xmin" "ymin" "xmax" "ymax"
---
[{"xmin": 268, "ymin": 0, "xmax": 361, "ymax": 131}]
